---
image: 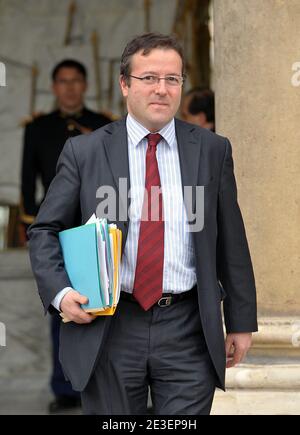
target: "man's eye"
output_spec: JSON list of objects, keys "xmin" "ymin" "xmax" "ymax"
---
[
  {"xmin": 166, "ymin": 76, "xmax": 179, "ymax": 84},
  {"xmin": 142, "ymin": 76, "xmax": 156, "ymax": 81}
]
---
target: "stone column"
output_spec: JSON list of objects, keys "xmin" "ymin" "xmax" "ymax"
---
[
  {"xmin": 212, "ymin": 0, "xmax": 300, "ymax": 414},
  {"xmin": 214, "ymin": 0, "xmax": 300, "ymax": 316}
]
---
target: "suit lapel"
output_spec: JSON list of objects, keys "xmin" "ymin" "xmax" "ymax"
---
[
  {"xmin": 175, "ymin": 119, "xmax": 202, "ymax": 215},
  {"xmin": 102, "ymin": 118, "xmax": 131, "ymax": 251},
  {"xmin": 103, "ymin": 117, "xmax": 130, "ymax": 194}
]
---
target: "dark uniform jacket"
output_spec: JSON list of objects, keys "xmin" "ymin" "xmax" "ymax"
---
[{"xmin": 21, "ymin": 108, "xmax": 111, "ymax": 222}]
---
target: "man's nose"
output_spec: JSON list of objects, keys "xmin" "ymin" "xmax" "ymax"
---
[{"xmin": 154, "ymin": 79, "xmax": 168, "ymax": 94}]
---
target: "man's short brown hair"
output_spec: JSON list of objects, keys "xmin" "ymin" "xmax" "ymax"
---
[{"xmin": 120, "ymin": 32, "xmax": 185, "ymax": 85}]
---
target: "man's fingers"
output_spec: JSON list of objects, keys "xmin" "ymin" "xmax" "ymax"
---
[
  {"xmin": 225, "ymin": 333, "xmax": 253, "ymax": 368},
  {"xmin": 68, "ymin": 309, "xmax": 96, "ymax": 324},
  {"xmin": 233, "ymin": 347, "xmax": 244, "ymax": 365},
  {"xmin": 74, "ymin": 293, "xmax": 89, "ymax": 305},
  {"xmin": 60, "ymin": 290, "xmax": 98, "ymax": 324},
  {"xmin": 225, "ymin": 338, "xmax": 235, "ymax": 368},
  {"xmin": 226, "ymin": 359, "xmax": 235, "ymax": 368},
  {"xmin": 60, "ymin": 290, "xmax": 88, "ymax": 311},
  {"xmin": 225, "ymin": 338, "xmax": 234, "ymax": 358},
  {"xmin": 74, "ymin": 315, "xmax": 96, "ymax": 324},
  {"xmin": 226, "ymin": 346, "xmax": 246, "ymax": 368}
]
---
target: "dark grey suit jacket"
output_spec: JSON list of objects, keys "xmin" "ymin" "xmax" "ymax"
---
[{"xmin": 28, "ymin": 117, "xmax": 257, "ymax": 391}]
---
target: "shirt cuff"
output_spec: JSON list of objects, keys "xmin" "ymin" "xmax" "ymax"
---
[{"xmin": 52, "ymin": 287, "xmax": 73, "ymax": 312}]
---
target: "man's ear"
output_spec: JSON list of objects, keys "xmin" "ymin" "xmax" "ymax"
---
[{"xmin": 119, "ymin": 75, "xmax": 129, "ymax": 98}]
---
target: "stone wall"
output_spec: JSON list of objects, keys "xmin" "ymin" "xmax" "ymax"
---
[{"xmin": 213, "ymin": 0, "xmax": 300, "ymax": 315}]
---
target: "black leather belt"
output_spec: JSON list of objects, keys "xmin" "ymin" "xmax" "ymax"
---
[{"xmin": 120, "ymin": 285, "xmax": 197, "ymax": 307}]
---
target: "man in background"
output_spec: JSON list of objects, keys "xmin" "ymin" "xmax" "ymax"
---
[
  {"xmin": 21, "ymin": 59, "xmax": 111, "ymax": 413},
  {"xmin": 181, "ymin": 87, "xmax": 215, "ymax": 131}
]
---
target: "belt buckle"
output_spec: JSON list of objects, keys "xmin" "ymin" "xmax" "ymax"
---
[{"xmin": 157, "ymin": 296, "xmax": 172, "ymax": 307}]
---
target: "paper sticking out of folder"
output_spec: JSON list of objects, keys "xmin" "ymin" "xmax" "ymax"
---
[{"xmin": 59, "ymin": 214, "xmax": 122, "ymax": 323}]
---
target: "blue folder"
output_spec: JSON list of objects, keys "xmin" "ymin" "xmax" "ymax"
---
[{"xmin": 59, "ymin": 223, "xmax": 105, "ymax": 311}]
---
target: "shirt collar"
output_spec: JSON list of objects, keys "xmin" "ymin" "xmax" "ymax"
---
[{"xmin": 126, "ymin": 113, "xmax": 175, "ymax": 148}]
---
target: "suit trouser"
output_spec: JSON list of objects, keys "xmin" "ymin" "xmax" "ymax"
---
[{"xmin": 81, "ymin": 290, "xmax": 217, "ymax": 415}]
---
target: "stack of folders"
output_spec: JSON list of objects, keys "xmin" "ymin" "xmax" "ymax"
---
[{"xmin": 58, "ymin": 214, "xmax": 122, "ymax": 322}]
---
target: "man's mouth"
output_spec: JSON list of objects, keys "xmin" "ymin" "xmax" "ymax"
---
[{"xmin": 149, "ymin": 102, "xmax": 169, "ymax": 107}]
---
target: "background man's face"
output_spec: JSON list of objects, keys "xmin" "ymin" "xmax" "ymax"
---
[
  {"xmin": 181, "ymin": 94, "xmax": 209, "ymax": 127},
  {"xmin": 52, "ymin": 67, "xmax": 87, "ymax": 112},
  {"xmin": 120, "ymin": 48, "xmax": 183, "ymax": 132}
]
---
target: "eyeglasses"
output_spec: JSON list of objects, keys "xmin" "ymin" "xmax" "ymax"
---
[{"xmin": 128, "ymin": 74, "xmax": 185, "ymax": 87}]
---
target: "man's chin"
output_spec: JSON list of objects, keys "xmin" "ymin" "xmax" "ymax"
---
[
  {"xmin": 148, "ymin": 111, "xmax": 173, "ymax": 124},
  {"xmin": 147, "ymin": 117, "xmax": 173, "ymax": 131},
  {"xmin": 61, "ymin": 101, "xmax": 82, "ymax": 111}
]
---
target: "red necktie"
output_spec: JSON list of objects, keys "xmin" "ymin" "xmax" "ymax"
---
[{"xmin": 133, "ymin": 133, "xmax": 164, "ymax": 310}]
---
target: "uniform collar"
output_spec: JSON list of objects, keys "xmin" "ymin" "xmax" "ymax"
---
[{"xmin": 58, "ymin": 107, "xmax": 85, "ymax": 119}]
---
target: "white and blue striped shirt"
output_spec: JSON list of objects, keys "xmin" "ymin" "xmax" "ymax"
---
[{"xmin": 121, "ymin": 114, "xmax": 196, "ymax": 294}]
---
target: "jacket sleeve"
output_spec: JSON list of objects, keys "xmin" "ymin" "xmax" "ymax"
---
[
  {"xmin": 217, "ymin": 138, "xmax": 258, "ymax": 333},
  {"xmin": 28, "ymin": 138, "xmax": 80, "ymax": 314}
]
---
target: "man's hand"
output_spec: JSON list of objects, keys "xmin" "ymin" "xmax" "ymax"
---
[
  {"xmin": 60, "ymin": 290, "xmax": 97, "ymax": 324},
  {"xmin": 225, "ymin": 333, "xmax": 252, "ymax": 368}
]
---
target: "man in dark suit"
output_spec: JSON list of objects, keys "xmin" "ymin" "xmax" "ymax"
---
[
  {"xmin": 28, "ymin": 33, "xmax": 257, "ymax": 415},
  {"xmin": 22, "ymin": 59, "xmax": 111, "ymax": 413}
]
